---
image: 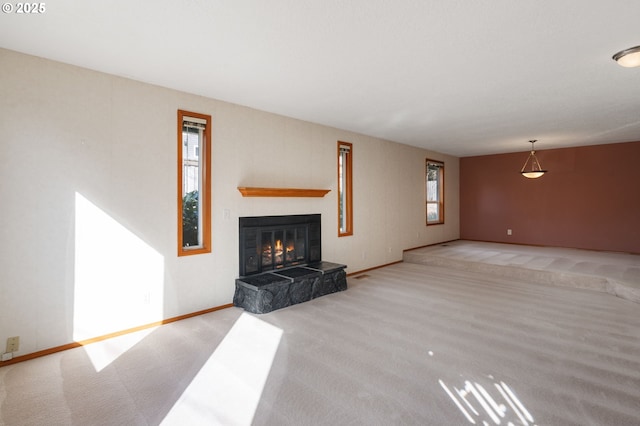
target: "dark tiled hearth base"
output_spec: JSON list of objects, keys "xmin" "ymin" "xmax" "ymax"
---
[{"xmin": 234, "ymin": 262, "xmax": 347, "ymax": 314}]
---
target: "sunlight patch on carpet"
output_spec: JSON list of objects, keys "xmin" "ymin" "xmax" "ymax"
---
[
  {"xmin": 439, "ymin": 377, "xmax": 536, "ymax": 425},
  {"xmin": 161, "ymin": 313, "xmax": 283, "ymax": 426},
  {"xmin": 82, "ymin": 327, "xmax": 158, "ymax": 372}
]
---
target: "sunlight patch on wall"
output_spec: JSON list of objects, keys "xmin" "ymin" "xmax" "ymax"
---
[
  {"xmin": 161, "ymin": 313, "xmax": 283, "ymax": 426},
  {"xmin": 74, "ymin": 192, "xmax": 164, "ymax": 371}
]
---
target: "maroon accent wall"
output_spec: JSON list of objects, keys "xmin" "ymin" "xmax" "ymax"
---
[{"xmin": 460, "ymin": 141, "xmax": 640, "ymax": 254}]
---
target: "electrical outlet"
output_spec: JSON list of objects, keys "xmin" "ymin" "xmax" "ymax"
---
[
  {"xmin": 6, "ymin": 336, "xmax": 19, "ymax": 353},
  {"xmin": 507, "ymin": 229, "xmax": 513, "ymax": 236}
]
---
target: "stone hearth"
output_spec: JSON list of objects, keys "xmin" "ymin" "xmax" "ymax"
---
[{"xmin": 234, "ymin": 261, "xmax": 347, "ymax": 314}]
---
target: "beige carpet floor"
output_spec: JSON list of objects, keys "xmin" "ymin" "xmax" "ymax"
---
[
  {"xmin": 1, "ymin": 242, "xmax": 639, "ymax": 425},
  {"xmin": 404, "ymin": 240, "xmax": 640, "ymax": 303}
]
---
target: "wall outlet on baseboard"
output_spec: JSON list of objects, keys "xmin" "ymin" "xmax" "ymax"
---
[
  {"xmin": 6, "ymin": 336, "xmax": 19, "ymax": 353},
  {"xmin": 507, "ymin": 229, "xmax": 513, "ymax": 236}
]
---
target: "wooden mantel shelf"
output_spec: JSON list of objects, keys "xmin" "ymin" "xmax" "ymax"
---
[{"xmin": 237, "ymin": 187, "xmax": 331, "ymax": 198}]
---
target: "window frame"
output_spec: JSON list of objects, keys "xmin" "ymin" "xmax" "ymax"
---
[
  {"xmin": 337, "ymin": 141, "xmax": 353, "ymax": 237},
  {"xmin": 177, "ymin": 109, "xmax": 212, "ymax": 256},
  {"xmin": 425, "ymin": 159, "xmax": 445, "ymax": 226}
]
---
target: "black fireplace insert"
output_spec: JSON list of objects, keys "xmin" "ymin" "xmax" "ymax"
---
[{"xmin": 238, "ymin": 214, "xmax": 321, "ymax": 277}]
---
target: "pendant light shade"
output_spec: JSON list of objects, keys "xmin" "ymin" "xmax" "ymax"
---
[{"xmin": 520, "ymin": 140, "xmax": 547, "ymax": 179}]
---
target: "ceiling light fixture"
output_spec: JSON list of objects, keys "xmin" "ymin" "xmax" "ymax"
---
[
  {"xmin": 520, "ymin": 140, "xmax": 547, "ymax": 179},
  {"xmin": 612, "ymin": 45, "xmax": 640, "ymax": 68}
]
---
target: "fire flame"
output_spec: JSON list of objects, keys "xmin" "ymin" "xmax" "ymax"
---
[{"xmin": 269, "ymin": 240, "xmax": 296, "ymax": 266}]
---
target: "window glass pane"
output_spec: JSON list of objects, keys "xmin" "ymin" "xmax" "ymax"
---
[
  {"xmin": 339, "ymin": 150, "xmax": 347, "ymax": 232},
  {"xmin": 426, "ymin": 159, "xmax": 444, "ymax": 225},
  {"xmin": 178, "ymin": 110, "xmax": 211, "ymax": 256},
  {"xmin": 427, "ymin": 204, "xmax": 439, "ymax": 222},
  {"xmin": 182, "ymin": 125, "xmax": 203, "ymax": 248},
  {"xmin": 338, "ymin": 142, "xmax": 353, "ymax": 236},
  {"xmin": 426, "ymin": 164, "xmax": 440, "ymax": 202}
]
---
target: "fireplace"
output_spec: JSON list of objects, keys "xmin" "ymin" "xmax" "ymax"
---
[
  {"xmin": 235, "ymin": 214, "xmax": 347, "ymax": 313},
  {"xmin": 239, "ymin": 214, "xmax": 321, "ymax": 277}
]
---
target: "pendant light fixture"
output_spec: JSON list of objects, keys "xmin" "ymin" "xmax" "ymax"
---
[
  {"xmin": 520, "ymin": 140, "xmax": 547, "ymax": 179},
  {"xmin": 612, "ymin": 45, "xmax": 640, "ymax": 68}
]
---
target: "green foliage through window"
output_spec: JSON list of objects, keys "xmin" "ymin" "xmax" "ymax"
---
[{"xmin": 182, "ymin": 190, "xmax": 199, "ymax": 247}]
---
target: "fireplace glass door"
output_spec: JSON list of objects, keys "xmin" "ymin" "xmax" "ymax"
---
[{"xmin": 261, "ymin": 226, "xmax": 306, "ymax": 271}]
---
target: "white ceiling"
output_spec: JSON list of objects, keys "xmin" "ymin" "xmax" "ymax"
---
[{"xmin": 2, "ymin": 0, "xmax": 640, "ymax": 157}]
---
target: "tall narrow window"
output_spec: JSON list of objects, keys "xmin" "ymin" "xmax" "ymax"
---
[
  {"xmin": 338, "ymin": 141, "xmax": 353, "ymax": 236},
  {"xmin": 426, "ymin": 159, "xmax": 444, "ymax": 225},
  {"xmin": 178, "ymin": 110, "xmax": 211, "ymax": 256}
]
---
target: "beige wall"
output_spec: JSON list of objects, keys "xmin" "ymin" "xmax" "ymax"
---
[{"xmin": 0, "ymin": 48, "xmax": 459, "ymax": 356}]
